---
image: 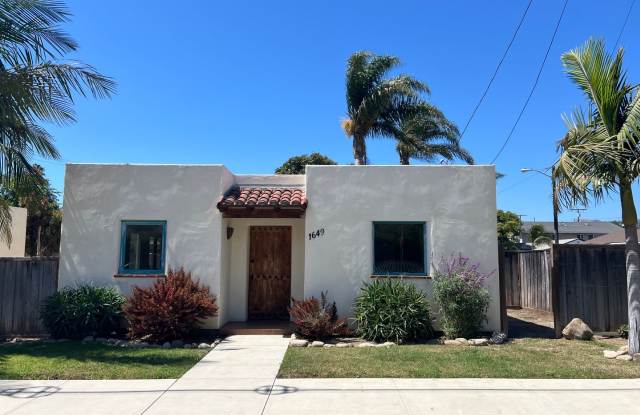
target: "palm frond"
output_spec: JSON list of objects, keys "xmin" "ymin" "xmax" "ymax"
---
[{"xmin": 0, "ymin": 196, "xmax": 12, "ymax": 245}]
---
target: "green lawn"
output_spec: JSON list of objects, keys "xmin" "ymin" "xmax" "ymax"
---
[
  {"xmin": 0, "ymin": 341, "xmax": 208, "ymax": 380},
  {"xmin": 279, "ymin": 338, "xmax": 640, "ymax": 379}
]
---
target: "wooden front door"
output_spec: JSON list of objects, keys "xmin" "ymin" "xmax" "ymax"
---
[{"xmin": 248, "ymin": 226, "xmax": 292, "ymax": 320}]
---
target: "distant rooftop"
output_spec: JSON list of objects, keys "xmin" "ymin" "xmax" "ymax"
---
[{"xmin": 522, "ymin": 220, "xmax": 621, "ymax": 235}]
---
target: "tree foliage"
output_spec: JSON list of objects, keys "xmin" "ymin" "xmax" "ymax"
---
[
  {"xmin": 528, "ymin": 223, "xmax": 546, "ymax": 242},
  {"xmin": 497, "ymin": 210, "xmax": 522, "ymax": 250},
  {"xmin": 275, "ymin": 152, "xmax": 336, "ymax": 174}
]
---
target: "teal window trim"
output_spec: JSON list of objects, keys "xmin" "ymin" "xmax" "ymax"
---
[
  {"xmin": 118, "ymin": 220, "xmax": 167, "ymax": 275},
  {"xmin": 372, "ymin": 221, "xmax": 428, "ymax": 276}
]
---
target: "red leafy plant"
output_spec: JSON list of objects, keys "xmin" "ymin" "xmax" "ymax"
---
[
  {"xmin": 289, "ymin": 292, "xmax": 349, "ymax": 340},
  {"xmin": 124, "ymin": 267, "xmax": 218, "ymax": 342}
]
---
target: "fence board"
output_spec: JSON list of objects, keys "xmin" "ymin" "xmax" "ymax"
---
[
  {"xmin": 0, "ymin": 257, "xmax": 58, "ymax": 336},
  {"xmin": 503, "ymin": 249, "xmax": 552, "ymax": 312}
]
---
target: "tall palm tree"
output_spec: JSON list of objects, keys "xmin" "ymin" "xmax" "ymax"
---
[
  {"xmin": 554, "ymin": 38, "xmax": 640, "ymax": 354},
  {"xmin": 0, "ymin": 0, "xmax": 115, "ymax": 243},
  {"xmin": 342, "ymin": 51, "xmax": 428, "ymax": 165},
  {"xmin": 391, "ymin": 102, "xmax": 474, "ymax": 165}
]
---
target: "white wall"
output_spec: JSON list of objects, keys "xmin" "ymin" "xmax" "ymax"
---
[
  {"xmin": 0, "ymin": 207, "xmax": 27, "ymax": 257},
  {"xmin": 304, "ymin": 165, "xmax": 500, "ymax": 331},
  {"xmin": 59, "ymin": 164, "xmax": 234, "ymax": 328},
  {"xmin": 224, "ymin": 217, "xmax": 305, "ymax": 322}
]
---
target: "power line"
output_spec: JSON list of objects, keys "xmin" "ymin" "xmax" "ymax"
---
[
  {"xmin": 614, "ymin": 0, "xmax": 636, "ymax": 49},
  {"xmin": 489, "ymin": 0, "xmax": 569, "ymax": 164},
  {"xmin": 459, "ymin": 0, "xmax": 533, "ymax": 141}
]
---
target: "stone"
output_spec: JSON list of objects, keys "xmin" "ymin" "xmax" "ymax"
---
[
  {"xmin": 95, "ymin": 337, "xmax": 107, "ymax": 343},
  {"xmin": 603, "ymin": 350, "xmax": 618, "ymax": 359},
  {"xmin": 107, "ymin": 338, "xmax": 117, "ymax": 344},
  {"xmin": 469, "ymin": 338, "xmax": 489, "ymax": 346},
  {"xmin": 444, "ymin": 339, "xmax": 462, "ymax": 346},
  {"xmin": 561, "ymin": 318, "xmax": 593, "ymax": 340},
  {"xmin": 289, "ymin": 339, "xmax": 309, "ymax": 347},
  {"xmin": 162, "ymin": 342, "xmax": 171, "ymax": 349},
  {"xmin": 454, "ymin": 338, "xmax": 469, "ymax": 345},
  {"xmin": 490, "ymin": 331, "xmax": 508, "ymax": 345},
  {"xmin": 310, "ymin": 341, "xmax": 325, "ymax": 347},
  {"xmin": 170, "ymin": 340, "xmax": 184, "ymax": 348},
  {"xmin": 82, "ymin": 336, "xmax": 94, "ymax": 342},
  {"xmin": 335, "ymin": 342, "xmax": 352, "ymax": 348},
  {"xmin": 323, "ymin": 344, "xmax": 335, "ymax": 348},
  {"xmin": 290, "ymin": 333, "xmax": 297, "ymax": 340},
  {"xmin": 618, "ymin": 345, "xmax": 629, "ymax": 354},
  {"xmin": 616, "ymin": 354, "xmax": 633, "ymax": 361},
  {"xmin": 357, "ymin": 342, "xmax": 375, "ymax": 348},
  {"xmin": 183, "ymin": 343, "xmax": 194, "ymax": 349},
  {"xmin": 382, "ymin": 341, "xmax": 396, "ymax": 347},
  {"xmin": 197, "ymin": 343, "xmax": 210, "ymax": 349}
]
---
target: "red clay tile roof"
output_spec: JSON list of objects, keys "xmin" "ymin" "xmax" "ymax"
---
[{"xmin": 217, "ymin": 186, "xmax": 307, "ymax": 210}]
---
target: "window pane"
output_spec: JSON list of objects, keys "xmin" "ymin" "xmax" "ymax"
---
[
  {"xmin": 122, "ymin": 223, "xmax": 164, "ymax": 271},
  {"xmin": 373, "ymin": 223, "xmax": 424, "ymax": 274}
]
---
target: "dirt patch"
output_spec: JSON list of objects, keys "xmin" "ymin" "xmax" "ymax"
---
[{"xmin": 508, "ymin": 308, "xmax": 555, "ymax": 338}]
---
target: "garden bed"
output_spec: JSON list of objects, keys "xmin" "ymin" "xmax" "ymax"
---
[
  {"xmin": 279, "ymin": 338, "xmax": 640, "ymax": 379},
  {"xmin": 0, "ymin": 340, "xmax": 208, "ymax": 380}
]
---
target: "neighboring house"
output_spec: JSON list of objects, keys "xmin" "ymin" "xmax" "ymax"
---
[
  {"xmin": 521, "ymin": 220, "xmax": 621, "ymax": 244},
  {"xmin": 0, "ymin": 207, "xmax": 27, "ymax": 257},
  {"xmin": 58, "ymin": 164, "xmax": 500, "ymax": 331},
  {"xmin": 584, "ymin": 228, "xmax": 638, "ymax": 245}
]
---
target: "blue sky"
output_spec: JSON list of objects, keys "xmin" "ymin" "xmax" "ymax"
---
[{"xmin": 42, "ymin": 0, "xmax": 639, "ymax": 222}]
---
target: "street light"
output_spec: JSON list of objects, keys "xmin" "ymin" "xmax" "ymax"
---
[{"xmin": 520, "ymin": 167, "xmax": 560, "ymax": 245}]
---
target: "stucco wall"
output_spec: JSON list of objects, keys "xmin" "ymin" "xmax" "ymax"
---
[
  {"xmin": 0, "ymin": 207, "xmax": 27, "ymax": 257},
  {"xmin": 59, "ymin": 164, "xmax": 234, "ymax": 328},
  {"xmin": 224, "ymin": 217, "xmax": 305, "ymax": 322},
  {"xmin": 303, "ymin": 165, "xmax": 500, "ymax": 331}
]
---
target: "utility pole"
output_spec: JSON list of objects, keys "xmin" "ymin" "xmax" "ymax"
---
[{"xmin": 521, "ymin": 166, "xmax": 560, "ymax": 244}]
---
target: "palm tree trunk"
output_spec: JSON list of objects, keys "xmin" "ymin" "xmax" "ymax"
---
[
  {"xmin": 353, "ymin": 134, "xmax": 367, "ymax": 165},
  {"xmin": 399, "ymin": 150, "xmax": 410, "ymax": 165},
  {"xmin": 620, "ymin": 180, "xmax": 640, "ymax": 355}
]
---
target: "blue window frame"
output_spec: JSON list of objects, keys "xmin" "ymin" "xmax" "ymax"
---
[
  {"xmin": 372, "ymin": 222, "xmax": 427, "ymax": 275},
  {"xmin": 119, "ymin": 220, "xmax": 167, "ymax": 274}
]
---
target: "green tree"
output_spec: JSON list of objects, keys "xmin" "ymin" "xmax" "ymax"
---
[
  {"xmin": 497, "ymin": 210, "xmax": 522, "ymax": 250},
  {"xmin": 0, "ymin": 164, "xmax": 61, "ymax": 255},
  {"xmin": 341, "ymin": 52, "xmax": 428, "ymax": 165},
  {"xmin": 275, "ymin": 153, "xmax": 336, "ymax": 174},
  {"xmin": 529, "ymin": 223, "xmax": 546, "ymax": 242},
  {"xmin": 391, "ymin": 102, "xmax": 474, "ymax": 165},
  {"xmin": 0, "ymin": 0, "xmax": 115, "ymax": 243},
  {"xmin": 554, "ymin": 38, "xmax": 640, "ymax": 353}
]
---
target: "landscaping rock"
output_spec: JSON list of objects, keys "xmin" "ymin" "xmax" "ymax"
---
[
  {"xmin": 107, "ymin": 338, "xmax": 117, "ymax": 344},
  {"xmin": 183, "ymin": 343, "xmax": 194, "ymax": 349},
  {"xmin": 323, "ymin": 344, "xmax": 335, "ymax": 348},
  {"xmin": 170, "ymin": 340, "xmax": 184, "ymax": 348},
  {"xmin": 444, "ymin": 339, "xmax": 463, "ymax": 346},
  {"xmin": 95, "ymin": 337, "xmax": 107, "ymax": 343},
  {"xmin": 335, "ymin": 342, "xmax": 352, "ymax": 348},
  {"xmin": 469, "ymin": 338, "xmax": 489, "ymax": 346},
  {"xmin": 618, "ymin": 345, "xmax": 629, "ymax": 354},
  {"xmin": 290, "ymin": 333, "xmax": 297, "ymax": 340},
  {"xmin": 490, "ymin": 331, "xmax": 508, "ymax": 345},
  {"xmin": 382, "ymin": 341, "xmax": 397, "ymax": 347},
  {"xmin": 454, "ymin": 338, "xmax": 469, "ymax": 345},
  {"xmin": 162, "ymin": 342, "xmax": 171, "ymax": 349},
  {"xmin": 310, "ymin": 341, "xmax": 325, "ymax": 347},
  {"xmin": 561, "ymin": 318, "xmax": 593, "ymax": 340},
  {"xmin": 197, "ymin": 343, "xmax": 210, "ymax": 349},
  {"xmin": 82, "ymin": 336, "xmax": 94, "ymax": 342},
  {"xmin": 616, "ymin": 354, "xmax": 633, "ymax": 361},
  {"xmin": 603, "ymin": 350, "xmax": 618, "ymax": 359},
  {"xmin": 290, "ymin": 339, "xmax": 309, "ymax": 347},
  {"xmin": 357, "ymin": 342, "xmax": 375, "ymax": 348}
]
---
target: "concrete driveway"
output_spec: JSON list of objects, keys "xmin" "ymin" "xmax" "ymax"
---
[{"xmin": 2, "ymin": 335, "xmax": 639, "ymax": 414}]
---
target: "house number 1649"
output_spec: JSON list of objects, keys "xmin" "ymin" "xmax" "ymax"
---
[{"xmin": 308, "ymin": 228, "xmax": 325, "ymax": 240}]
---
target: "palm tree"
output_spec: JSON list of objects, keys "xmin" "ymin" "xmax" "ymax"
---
[
  {"xmin": 342, "ymin": 52, "xmax": 428, "ymax": 165},
  {"xmin": 390, "ymin": 102, "xmax": 474, "ymax": 165},
  {"xmin": 0, "ymin": 0, "xmax": 115, "ymax": 243},
  {"xmin": 554, "ymin": 38, "xmax": 640, "ymax": 354}
]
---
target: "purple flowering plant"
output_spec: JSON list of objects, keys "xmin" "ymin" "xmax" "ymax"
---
[{"xmin": 436, "ymin": 253, "xmax": 494, "ymax": 288}]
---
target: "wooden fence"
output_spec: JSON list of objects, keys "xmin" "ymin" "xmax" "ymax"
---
[
  {"xmin": 0, "ymin": 257, "xmax": 58, "ymax": 336},
  {"xmin": 552, "ymin": 244, "xmax": 627, "ymax": 335},
  {"xmin": 503, "ymin": 249, "xmax": 552, "ymax": 312}
]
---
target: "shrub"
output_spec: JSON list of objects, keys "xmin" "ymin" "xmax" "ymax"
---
[
  {"xmin": 354, "ymin": 279, "xmax": 433, "ymax": 343},
  {"xmin": 433, "ymin": 254, "xmax": 492, "ymax": 339},
  {"xmin": 124, "ymin": 267, "xmax": 218, "ymax": 342},
  {"xmin": 618, "ymin": 324, "xmax": 629, "ymax": 339},
  {"xmin": 289, "ymin": 292, "xmax": 349, "ymax": 340},
  {"xmin": 41, "ymin": 285, "xmax": 125, "ymax": 339}
]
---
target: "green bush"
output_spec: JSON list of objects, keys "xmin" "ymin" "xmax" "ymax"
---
[
  {"xmin": 354, "ymin": 279, "xmax": 433, "ymax": 343},
  {"xmin": 41, "ymin": 285, "xmax": 125, "ymax": 339},
  {"xmin": 433, "ymin": 254, "xmax": 492, "ymax": 339}
]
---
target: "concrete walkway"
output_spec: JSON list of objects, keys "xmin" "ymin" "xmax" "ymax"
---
[{"xmin": 1, "ymin": 335, "xmax": 639, "ymax": 414}]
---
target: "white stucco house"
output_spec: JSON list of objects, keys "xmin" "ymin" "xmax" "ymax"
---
[{"xmin": 58, "ymin": 164, "xmax": 500, "ymax": 331}]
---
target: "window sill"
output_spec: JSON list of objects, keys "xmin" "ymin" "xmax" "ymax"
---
[
  {"xmin": 370, "ymin": 274, "xmax": 432, "ymax": 280},
  {"xmin": 114, "ymin": 274, "xmax": 166, "ymax": 279}
]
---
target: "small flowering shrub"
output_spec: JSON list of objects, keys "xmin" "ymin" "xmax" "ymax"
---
[
  {"xmin": 289, "ymin": 292, "xmax": 349, "ymax": 340},
  {"xmin": 433, "ymin": 254, "xmax": 492, "ymax": 339},
  {"xmin": 124, "ymin": 267, "xmax": 218, "ymax": 342},
  {"xmin": 354, "ymin": 279, "xmax": 433, "ymax": 343},
  {"xmin": 41, "ymin": 285, "xmax": 125, "ymax": 339}
]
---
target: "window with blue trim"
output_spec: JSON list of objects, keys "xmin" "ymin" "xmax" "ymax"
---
[
  {"xmin": 119, "ymin": 221, "xmax": 166, "ymax": 274},
  {"xmin": 373, "ymin": 222, "xmax": 426, "ymax": 275}
]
